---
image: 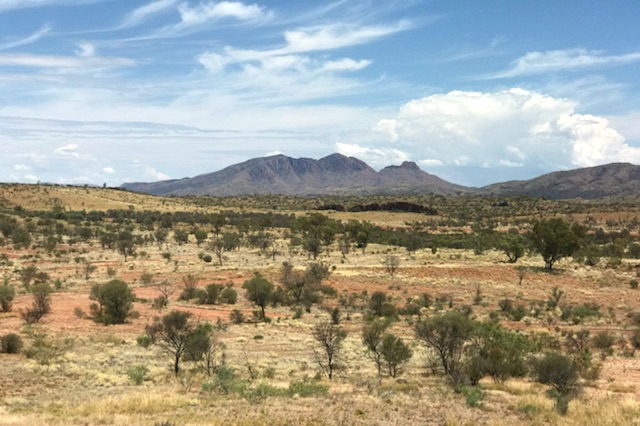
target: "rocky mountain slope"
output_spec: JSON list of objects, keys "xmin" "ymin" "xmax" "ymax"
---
[
  {"xmin": 122, "ymin": 155, "xmax": 640, "ymax": 199},
  {"xmin": 122, "ymin": 153, "xmax": 470, "ymax": 196}
]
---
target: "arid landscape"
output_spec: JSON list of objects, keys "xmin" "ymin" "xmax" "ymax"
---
[{"xmin": 0, "ymin": 184, "xmax": 639, "ymax": 425}]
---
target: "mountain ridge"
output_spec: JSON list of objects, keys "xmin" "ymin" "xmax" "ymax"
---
[{"xmin": 121, "ymin": 154, "xmax": 640, "ymax": 199}]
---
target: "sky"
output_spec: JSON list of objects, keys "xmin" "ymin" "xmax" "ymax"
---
[{"xmin": 1, "ymin": 0, "xmax": 639, "ymax": 188}]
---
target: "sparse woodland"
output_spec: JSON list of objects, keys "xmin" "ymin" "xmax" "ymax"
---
[{"xmin": 1, "ymin": 184, "xmax": 640, "ymax": 425}]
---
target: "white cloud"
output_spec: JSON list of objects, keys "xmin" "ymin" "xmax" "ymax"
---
[
  {"xmin": 419, "ymin": 159, "xmax": 443, "ymax": 167},
  {"xmin": 178, "ymin": 1, "xmax": 267, "ymax": 25},
  {"xmin": 0, "ymin": 25, "xmax": 50, "ymax": 50},
  {"xmin": 283, "ymin": 21, "xmax": 411, "ymax": 53},
  {"xmin": 75, "ymin": 43, "xmax": 95, "ymax": 57},
  {"xmin": 487, "ymin": 49, "xmax": 640, "ymax": 79},
  {"xmin": 121, "ymin": 0, "xmax": 178, "ymax": 28},
  {"xmin": 54, "ymin": 143, "xmax": 79, "ymax": 157},
  {"xmin": 143, "ymin": 166, "xmax": 169, "ymax": 180},
  {"xmin": 0, "ymin": 0, "xmax": 100, "ymax": 11},
  {"xmin": 361, "ymin": 89, "xmax": 640, "ymax": 175},
  {"xmin": 321, "ymin": 58, "xmax": 372, "ymax": 72},
  {"xmin": 0, "ymin": 53, "xmax": 134, "ymax": 69},
  {"xmin": 335, "ymin": 142, "xmax": 408, "ymax": 169},
  {"xmin": 102, "ymin": 167, "xmax": 116, "ymax": 174},
  {"xmin": 198, "ymin": 21, "xmax": 408, "ymax": 75}
]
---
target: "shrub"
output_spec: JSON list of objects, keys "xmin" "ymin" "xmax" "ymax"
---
[
  {"xmin": 530, "ymin": 352, "xmax": 579, "ymax": 415},
  {"xmin": 230, "ymin": 309, "xmax": 244, "ymax": 324},
  {"xmin": 498, "ymin": 298, "xmax": 513, "ymax": 313},
  {"xmin": 22, "ymin": 282, "xmax": 52, "ymax": 324},
  {"xmin": 415, "ymin": 310, "xmax": 476, "ymax": 382},
  {"xmin": 90, "ymin": 279, "xmax": 134, "ymax": 325},
  {"xmin": 380, "ymin": 333, "xmax": 412, "ymax": 378},
  {"xmin": 1, "ymin": 333, "xmax": 23, "ymax": 354},
  {"xmin": 288, "ymin": 380, "xmax": 328, "ymax": 397},
  {"xmin": 0, "ymin": 283, "xmax": 15, "ymax": 312},
  {"xmin": 178, "ymin": 274, "xmax": 198, "ymax": 300},
  {"xmin": 592, "ymin": 331, "xmax": 616, "ymax": 350},
  {"xmin": 127, "ymin": 365, "xmax": 149, "ymax": 385},
  {"xmin": 466, "ymin": 322, "xmax": 531, "ymax": 384},
  {"xmin": 630, "ymin": 280, "xmax": 639, "ymax": 290},
  {"xmin": 202, "ymin": 284, "xmax": 224, "ymax": 305},
  {"xmin": 461, "ymin": 385, "xmax": 484, "ymax": 408},
  {"xmin": 137, "ymin": 335, "xmax": 152, "ymax": 348}
]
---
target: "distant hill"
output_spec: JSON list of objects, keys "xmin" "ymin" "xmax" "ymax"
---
[
  {"xmin": 479, "ymin": 163, "xmax": 640, "ymax": 199},
  {"xmin": 122, "ymin": 153, "xmax": 470, "ymax": 196},
  {"xmin": 122, "ymin": 154, "xmax": 640, "ymax": 199}
]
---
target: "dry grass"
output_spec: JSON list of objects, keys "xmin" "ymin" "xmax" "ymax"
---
[{"xmin": 2, "ymin": 186, "xmax": 640, "ymax": 425}]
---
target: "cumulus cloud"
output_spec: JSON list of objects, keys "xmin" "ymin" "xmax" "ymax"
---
[{"xmin": 346, "ymin": 88, "xmax": 640, "ymax": 180}]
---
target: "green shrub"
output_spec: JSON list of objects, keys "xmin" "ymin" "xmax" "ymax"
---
[
  {"xmin": 1, "ymin": 333, "xmax": 23, "ymax": 354},
  {"xmin": 288, "ymin": 380, "xmax": 328, "ymax": 397},
  {"xmin": 0, "ymin": 283, "xmax": 15, "ymax": 312},
  {"xmin": 127, "ymin": 364, "xmax": 149, "ymax": 385},
  {"xmin": 630, "ymin": 280, "xmax": 639, "ymax": 290},
  {"xmin": 461, "ymin": 385, "xmax": 484, "ymax": 408},
  {"xmin": 219, "ymin": 286, "xmax": 237, "ymax": 304},
  {"xmin": 530, "ymin": 352, "xmax": 579, "ymax": 415},
  {"xmin": 136, "ymin": 335, "xmax": 152, "ymax": 348},
  {"xmin": 90, "ymin": 280, "xmax": 134, "ymax": 324}
]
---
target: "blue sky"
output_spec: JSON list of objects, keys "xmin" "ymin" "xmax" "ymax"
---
[{"xmin": 1, "ymin": 0, "xmax": 639, "ymax": 187}]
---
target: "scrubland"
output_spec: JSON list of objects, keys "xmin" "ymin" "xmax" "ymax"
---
[{"xmin": 1, "ymin": 184, "xmax": 640, "ymax": 425}]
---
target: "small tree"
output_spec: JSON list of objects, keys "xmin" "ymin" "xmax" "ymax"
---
[
  {"xmin": 380, "ymin": 333, "xmax": 412, "ymax": 378},
  {"xmin": 173, "ymin": 229, "xmax": 189, "ymax": 245},
  {"xmin": 312, "ymin": 321, "xmax": 346, "ymax": 379},
  {"xmin": 362, "ymin": 319, "xmax": 391, "ymax": 381},
  {"xmin": 415, "ymin": 310, "xmax": 476, "ymax": 380},
  {"xmin": 242, "ymin": 273, "xmax": 273, "ymax": 321},
  {"xmin": 153, "ymin": 310, "xmax": 196, "ymax": 375},
  {"xmin": 302, "ymin": 237, "xmax": 322, "ymax": 260},
  {"xmin": 501, "ymin": 235, "xmax": 525, "ymax": 263},
  {"xmin": 529, "ymin": 218, "xmax": 582, "ymax": 270},
  {"xmin": 116, "ymin": 230, "xmax": 136, "ymax": 261},
  {"xmin": 384, "ymin": 254, "xmax": 400, "ymax": 276},
  {"xmin": 280, "ymin": 262, "xmax": 330, "ymax": 307},
  {"xmin": 467, "ymin": 322, "xmax": 531, "ymax": 384},
  {"xmin": 193, "ymin": 229, "xmax": 208, "ymax": 246},
  {"xmin": 89, "ymin": 279, "xmax": 134, "ymax": 324},
  {"xmin": 530, "ymin": 352, "xmax": 579, "ymax": 415},
  {"xmin": 369, "ymin": 291, "xmax": 388, "ymax": 317},
  {"xmin": 18, "ymin": 265, "xmax": 48, "ymax": 290}
]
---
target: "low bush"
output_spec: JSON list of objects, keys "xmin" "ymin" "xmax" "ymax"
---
[
  {"xmin": 127, "ymin": 364, "xmax": 149, "ymax": 385},
  {"xmin": 1, "ymin": 333, "xmax": 23, "ymax": 354}
]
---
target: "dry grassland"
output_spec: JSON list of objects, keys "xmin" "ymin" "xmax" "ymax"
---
[{"xmin": 1, "ymin": 186, "xmax": 640, "ymax": 425}]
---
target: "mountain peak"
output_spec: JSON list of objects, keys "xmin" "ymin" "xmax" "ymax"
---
[{"xmin": 122, "ymin": 153, "xmax": 466, "ymax": 196}]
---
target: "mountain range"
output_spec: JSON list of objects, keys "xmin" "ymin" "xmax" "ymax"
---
[{"xmin": 122, "ymin": 154, "xmax": 640, "ymax": 200}]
